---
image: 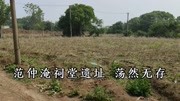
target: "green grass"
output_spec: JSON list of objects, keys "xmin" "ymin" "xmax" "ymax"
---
[
  {"xmin": 126, "ymin": 78, "xmax": 151, "ymax": 97},
  {"xmin": 84, "ymin": 86, "xmax": 114, "ymax": 101},
  {"xmin": 4, "ymin": 64, "xmax": 17, "ymax": 73},
  {"xmin": 67, "ymin": 89, "xmax": 79, "ymax": 98},
  {"xmin": 109, "ymin": 61, "xmax": 124, "ymax": 78}
]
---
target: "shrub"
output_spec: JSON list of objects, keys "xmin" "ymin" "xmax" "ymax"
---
[
  {"xmin": 46, "ymin": 80, "xmax": 62, "ymax": 95},
  {"xmin": 126, "ymin": 78, "xmax": 151, "ymax": 97},
  {"xmin": 110, "ymin": 61, "xmax": 123, "ymax": 78},
  {"xmin": 84, "ymin": 86, "xmax": 113, "ymax": 101},
  {"xmin": 136, "ymin": 30, "xmax": 148, "ymax": 37},
  {"xmin": 4, "ymin": 64, "xmax": 17, "ymax": 73}
]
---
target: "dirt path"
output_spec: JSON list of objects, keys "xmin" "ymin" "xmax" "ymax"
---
[{"xmin": 0, "ymin": 70, "xmax": 63, "ymax": 101}]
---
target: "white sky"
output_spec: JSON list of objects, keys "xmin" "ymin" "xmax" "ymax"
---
[{"xmin": 5, "ymin": 0, "xmax": 180, "ymax": 26}]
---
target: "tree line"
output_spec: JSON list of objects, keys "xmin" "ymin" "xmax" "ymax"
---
[
  {"xmin": 1, "ymin": 1, "xmax": 180, "ymax": 38},
  {"xmin": 108, "ymin": 11, "xmax": 180, "ymax": 38}
]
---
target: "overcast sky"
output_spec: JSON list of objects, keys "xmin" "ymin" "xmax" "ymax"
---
[{"xmin": 5, "ymin": 0, "xmax": 180, "ymax": 26}]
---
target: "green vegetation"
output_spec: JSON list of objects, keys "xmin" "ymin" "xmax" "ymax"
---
[
  {"xmin": 107, "ymin": 21, "xmax": 124, "ymax": 34},
  {"xmin": 128, "ymin": 11, "xmax": 180, "ymax": 37},
  {"xmin": 22, "ymin": 3, "xmax": 44, "ymax": 30},
  {"xmin": 46, "ymin": 80, "xmax": 62, "ymax": 95},
  {"xmin": 5, "ymin": 2, "xmax": 179, "ymax": 38},
  {"xmin": 108, "ymin": 11, "xmax": 180, "ymax": 38},
  {"xmin": 58, "ymin": 4, "xmax": 103, "ymax": 36},
  {"xmin": 43, "ymin": 21, "xmax": 55, "ymax": 31},
  {"xmin": 109, "ymin": 61, "xmax": 124, "ymax": 78},
  {"xmin": 126, "ymin": 78, "xmax": 151, "ymax": 97},
  {"xmin": 4, "ymin": 64, "xmax": 17, "ymax": 73},
  {"xmin": 84, "ymin": 86, "xmax": 113, "ymax": 101},
  {"xmin": 0, "ymin": 0, "xmax": 10, "ymax": 38},
  {"xmin": 68, "ymin": 89, "xmax": 79, "ymax": 98}
]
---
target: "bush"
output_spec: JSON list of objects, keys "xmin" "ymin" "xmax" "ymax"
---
[
  {"xmin": 126, "ymin": 78, "xmax": 151, "ymax": 97},
  {"xmin": 176, "ymin": 33, "xmax": 180, "ymax": 38},
  {"xmin": 4, "ymin": 64, "xmax": 17, "ymax": 73},
  {"xmin": 84, "ymin": 86, "xmax": 113, "ymax": 101},
  {"xmin": 136, "ymin": 30, "xmax": 148, "ymax": 37},
  {"xmin": 47, "ymin": 80, "xmax": 62, "ymax": 94},
  {"xmin": 110, "ymin": 61, "xmax": 123, "ymax": 78}
]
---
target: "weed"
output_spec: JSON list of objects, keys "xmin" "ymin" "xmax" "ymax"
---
[
  {"xmin": 126, "ymin": 78, "xmax": 151, "ymax": 97},
  {"xmin": 22, "ymin": 55, "xmax": 38, "ymax": 66},
  {"xmin": 45, "ymin": 80, "xmax": 62, "ymax": 95},
  {"xmin": 49, "ymin": 80, "xmax": 61, "ymax": 92},
  {"xmin": 84, "ymin": 86, "xmax": 113, "ymax": 101},
  {"xmin": 68, "ymin": 89, "xmax": 79, "ymax": 98},
  {"xmin": 4, "ymin": 64, "xmax": 17, "ymax": 73},
  {"xmin": 109, "ymin": 61, "xmax": 124, "ymax": 78}
]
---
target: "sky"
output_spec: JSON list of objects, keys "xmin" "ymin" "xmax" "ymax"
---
[{"xmin": 4, "ymin": 0, "xmax": 180, "ymax": 26}]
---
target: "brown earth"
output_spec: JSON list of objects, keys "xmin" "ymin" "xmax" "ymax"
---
[
  {"xmin": 0, "ymin": 35, "xmax": 179, "ymax": 101},
  {"xmin": 0, "ymin": 69, "xmax": 158, "ymax": 101},
  {"xmin": 0, "ymin": 68, "xmax": 79, "ymax": 101}
]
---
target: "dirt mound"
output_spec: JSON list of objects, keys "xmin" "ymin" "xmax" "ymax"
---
[{"xmin": 151, "ymin": 79, "xmax": 180, "ymax": 101}]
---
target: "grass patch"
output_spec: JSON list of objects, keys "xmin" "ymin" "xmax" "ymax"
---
[
  {"xmin": 84, "ymin": 86, "xmax": 113, "ymax": 101},
  {"xmin": 67, "ymin": 89, "xmax": 79, "ymax": 98},
  {"xmin": 22, "ymin": 55, "xmax": 38, "ymax": 66},
  {"xmin": 4, "ymin": 64, "xmax": 17, "ymax": 73},
  {"xmin": 126, "ymin": 78, "xmax": 151, "ymax": 97},
  {"xmin": 44, "ymin": 80, "xmax": 62, "ymax": 95},
  {"xmin": 109, "ymin": 61, "xmax": 124, "ymax": 78}
]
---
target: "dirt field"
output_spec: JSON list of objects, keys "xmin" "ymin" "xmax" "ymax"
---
[{"xmin": 0, "ymin": 34, "xmax": 179, "ymax": 101}]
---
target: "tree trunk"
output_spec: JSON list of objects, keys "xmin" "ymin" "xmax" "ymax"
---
[{"xmin": 0, "ymin": 26, "xmax": 2, "ymax": 38}]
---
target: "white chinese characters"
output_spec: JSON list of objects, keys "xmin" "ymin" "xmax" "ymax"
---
[{"xmin": 13, "ymin": 66, "xmax": 166, "ymax": 80}]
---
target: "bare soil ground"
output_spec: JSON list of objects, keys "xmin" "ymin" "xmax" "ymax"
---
[
  {"xmin": 0, "ymin": 70, "xmax": 60, "ymax": 101},
  {"xmin": 0, "ymin": 34, "xmax": 179, "ymax": 101}
]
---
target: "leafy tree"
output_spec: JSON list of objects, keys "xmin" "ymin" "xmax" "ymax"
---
[
  {"xmin": 23, "ymin": 3, "xmax": 44, "ymax": 30},
  {"xmin": 4, "ymin": 18, "xmax": 12, "ymax": 28},
  {"xmin": 128, "ymin": 17, "xmax": 140, "ymax": 32},
  {"xmin": 177, "ymin": 16, "xmax": 180, "ymax": 23},
  {"xmin": 0, "ymin": 0, "xmax": 10, "ymax": 38},
  {"xmin": 89, "ymin": 19, "xmax": 105, "ymax": 36},
  {"xmin": 176, "ymin": 16, "xmax": 180, "ymax": 35},
  {"xmin": 149, "ymin": 20, "xmax": 178, "ymax": 37},
  {"xmin": 58, "ymin": 4, "xmax": 98, "ymax": 36},
  {"xmin": 54, "ymin": 21, "xmax": 61, "ymax": 31},
  {"xmin": 139, "ymin": 11, "xmax": 175, "ymax": 32},
  {"xmin": 17, "ymin": 16, "xmax": 31, "ymax": 30},
  {"xmin": 43, "ymin": 21, "xmax": 55, "ymax": 31},
  {"xmin": 107, "ymin": 21, "xmax": 124, "ymax": 34},
  {"xmin": 126, "ymin": 11, "xmax": 179, "ymax": 37}
]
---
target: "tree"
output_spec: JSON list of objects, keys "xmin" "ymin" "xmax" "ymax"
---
[
  {"xmin": 88, "ymin": 19, "xmax": 105, "ymax": 36},
  {"xmin": 149, "ymin": 20, "xmax": 178, "ymax": 37},
  {"xmin": 177, "ymin": 16, "xmax": 180, "ymax": 23},
  {"xmin": 0, "ymin": 0, "xmax": 10, "ymax": 38},
  {"xmin": 23, "ymin": 3, "xmax": 44, "ymax": 30},
  {"xmin": 107, "ymin": 21, "xmax": 124, "ymax": 34},
  {"xmin": 54, "ymin": 21, "xmax": 61, "ymax": 31},
  {"xmin": 139, "ymin": 11, "xmax": 175, "ymax": 32},
  {"xmin": 43, "ymin": 21, "xmax": 55, "ymax": 31},
  {"xmin": 128, "ymin": 17, "xmax": 140, "ymax": 32},
  {"xmin": 58, "ymin": 4, "xmax": 98, "ymax": 36},
  {"xmin": 126, "ymin": 11, "xmax": 179, "ymax": 37},
  {"xmin": 176, "ymin": 17, "xmax": 180, "ymax": 35},
  {"xmin": 17, "ymin": 16, "xmax": 31, "ymax": 30}
]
